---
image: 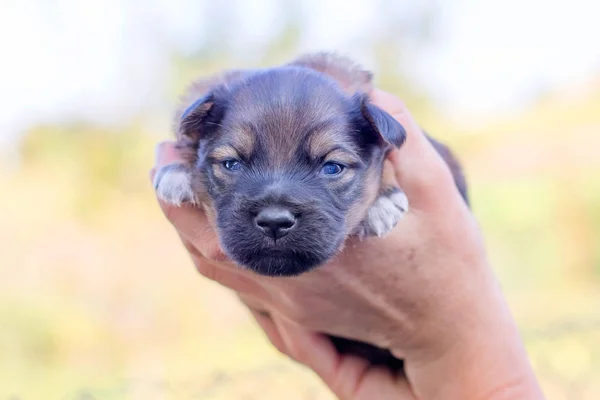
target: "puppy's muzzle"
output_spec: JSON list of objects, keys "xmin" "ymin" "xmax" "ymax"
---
[{"xmin": 254, "ymin": 206, "xmax": 297, "ymax": 239}]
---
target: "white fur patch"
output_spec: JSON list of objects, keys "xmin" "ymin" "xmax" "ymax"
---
[
  {"xmin": 389, "ymin": 190, "xmax": 409, "ymax": 214},
  {"xmin": 359, "ymin": 189, "xmax": 409, "ymax": 238},
  {"xmin": 154, "ymin": 165, "xmax": 195, "ymax": 206}
]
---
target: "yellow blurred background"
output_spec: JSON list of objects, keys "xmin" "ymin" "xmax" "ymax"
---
[{"xmin": 1, "ymin": 1, "xmax": 599, "ymax": 399}]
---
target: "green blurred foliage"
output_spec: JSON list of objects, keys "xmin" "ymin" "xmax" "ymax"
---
[{"xmin": 1, "ymin": 15, "xmax": 600, "ymax": 400}]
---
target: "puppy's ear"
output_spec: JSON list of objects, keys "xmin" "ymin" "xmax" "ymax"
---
[
  {"xmin": 354, "ymin": 93, "xmax": 407, "ymax": 150},
  {"xmin": 157, "ymin": 91, "xmax": 226, "ymax": 205},
  {"xmin": 178, "ymin": 92, "xmax": 225, "ymax": 142},
  {"xmin": 176, "ymin": 70, "xmax": 249, "ymax": 143}
]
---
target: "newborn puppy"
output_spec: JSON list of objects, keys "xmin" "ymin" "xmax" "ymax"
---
[{"xmin": 154, "ymin": 52, "xmax": 469, "ymax": 369}]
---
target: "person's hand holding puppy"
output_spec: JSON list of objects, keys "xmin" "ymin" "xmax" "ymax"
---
[{"xmin": 150, "ymin": 89, "xmax": 545, "ymax": 400}]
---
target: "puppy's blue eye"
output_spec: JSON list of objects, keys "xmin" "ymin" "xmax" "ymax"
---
[
  {"xmin": 222, "ymin": 159, "xmax": 242, "ymax": 171},
  {"xmin": 321, "ymin": 162, "xmax": 344, "ymax": 175}
]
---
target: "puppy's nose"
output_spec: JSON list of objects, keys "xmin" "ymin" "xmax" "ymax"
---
[{"xmin": 254, "ymin": 207, "xmax": 297, "ymax": 239}]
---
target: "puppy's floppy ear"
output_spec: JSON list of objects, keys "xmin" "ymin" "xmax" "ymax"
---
[
  {"xmin": 354, "ymin": 93, "xmax": 407, "ymax": 149},
  {"xmin": 177, "ymin": 91, "xmax": 226, "ymax": 142}
]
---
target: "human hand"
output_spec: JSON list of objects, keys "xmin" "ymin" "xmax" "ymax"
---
[
  {"xmin": 247, "ymin": 306, "xmax": 419, "ymax": 399},
  {"xmin": 150, "ymin": 89, "xmax": 545, "ymax": 400}
]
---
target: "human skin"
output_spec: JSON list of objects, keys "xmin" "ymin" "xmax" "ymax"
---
[{"xmin": 150, "ymin": 89, "xmax": 546, "ymax": 400}]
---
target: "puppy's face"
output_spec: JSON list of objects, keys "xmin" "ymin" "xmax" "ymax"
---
[{"xmin": 179, "ymin": 68, "xmax": 405, "ymax": 276}]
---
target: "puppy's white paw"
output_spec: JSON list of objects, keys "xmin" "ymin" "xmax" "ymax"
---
[
  {"xmin": 388, "ymin": 189, "xmax": 409, "ymax": 214},
  {"xmin": 153, "ymin": 164, "xmax": 196, "ymax": 206},
  {"xmin": 357, "ymin": 187, "xmax": 409, "ymax": 238}
]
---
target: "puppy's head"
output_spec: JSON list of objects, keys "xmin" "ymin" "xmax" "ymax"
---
[{"xmin": 177, "ymin": 66, "xmax": 405, "ymax": 276}]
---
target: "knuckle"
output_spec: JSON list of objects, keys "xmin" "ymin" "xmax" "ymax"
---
[
  {"xmin": 196, "ymin": 264, "xmax": 230, "ymax": 287},
  {"xmin": 182, "ymin": 238, "xmax": 203, "ymax": 259},
  {"xmin": 205, "ymin": 243, "xmax": 228, "ymax": 263},
  {"xmin": 193, "ymin": 258, "xmax": 218, "ymax": 280}
]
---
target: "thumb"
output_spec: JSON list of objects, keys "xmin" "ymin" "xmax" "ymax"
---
[{"xmin": 371, "ymin": 89, "xmax": 458, "ymax": 212}]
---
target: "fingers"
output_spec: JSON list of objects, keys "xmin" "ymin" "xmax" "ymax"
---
[
  {"xmin": 272, "ymin": 317, "xmax": 341, "ymax": 388},
  {"xmin": 159, "ymin": 199, "xmax": 228, "ymax": 264},
  {"xmin": 272, "ymin": 316, "xmax": 417, "ymax": 400},
  {"xmin": 163, "ymin": 200, "xmax": 228, "ymax": 263},
  {"xmin": 247, "ymin": 307, "xmax": 288, "ymax": 356},
  {"xmin": 182, "ymin": 237, "xmax": 266, "ymax": 294},
  {"xmin": 371, "ymin": 89, "xmax": 458, "ymax": 211}
]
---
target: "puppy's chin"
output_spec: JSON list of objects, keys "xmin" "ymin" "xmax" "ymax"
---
[
  {"xmin": 218, "ymin": 232, "xmax": 344, "ymax": 277},
  {"xmin": 234, "ymin": 250, "xmax": 327, "ymax": 277}
]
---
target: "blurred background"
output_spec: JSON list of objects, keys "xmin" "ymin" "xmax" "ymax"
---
[{"xmin": 1, "ymin": 0, "xmax": 599, "ymax": 399}]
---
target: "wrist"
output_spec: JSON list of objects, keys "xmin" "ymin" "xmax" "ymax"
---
[
  {"xmin": 409, "ymin": 332, "xmax": 545, "ymax": 400},
  {"xmin": 398, "ymin": 288, "xmax": 545, "ymax": 400}
]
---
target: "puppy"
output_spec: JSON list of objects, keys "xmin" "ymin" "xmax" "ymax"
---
[{"xmin": 154, "ymin": 52, "xmax": 469, "ymax": 370}]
